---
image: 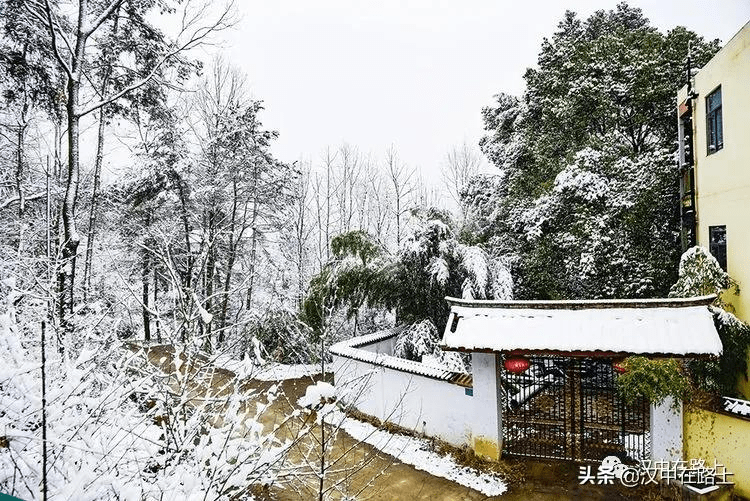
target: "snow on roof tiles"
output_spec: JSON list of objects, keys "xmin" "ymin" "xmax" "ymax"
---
[{"xmin": 440, "ymin": 295, "xmax": 722, "ymax": 356}]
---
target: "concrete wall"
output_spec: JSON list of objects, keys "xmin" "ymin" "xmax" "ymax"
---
[
  {"xmin": 332, "ymin": 354, "xmax": 473, "ymax": 447},
  {"xmin": 333, "ymin": 332, "xmax": 676, "ymax": 464},
  {"xmin": 684, "ymin": 407, "xmax": 750, "ymax": 498}
]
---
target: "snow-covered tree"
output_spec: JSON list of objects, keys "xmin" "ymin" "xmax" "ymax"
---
[
  {"xmin": 0, "ymin": 278, "xmax": 295, "ymax": 500},
  {"xmin": 302, "ymin": 210, "xmax": 513, "ymax": 344},
  {"xmin": 669, "ymin": 246, "xmax": 738, "ymax": 304},
  {"xmin": 518, "ymin": 147, "xmax": 680, "ymax": 299},
  {"xmin": 470, "ymin": 3, "xmax": 721, "ymax": 300},
  {"xmin": 394, "ymin": 319, "xmax": 467, "ymax": 372},
  {"xmin": 391, "ymin": 209, "xmax": 512, "ymax": 328}
]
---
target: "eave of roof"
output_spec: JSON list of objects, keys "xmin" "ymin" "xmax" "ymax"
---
[
  {"xmin": 437, "ymin": 346, "xmax": 717, "ymax": 359},
  {"xmin": 445, "ymin": 294, "xmax": 716, "ymax": 310}
]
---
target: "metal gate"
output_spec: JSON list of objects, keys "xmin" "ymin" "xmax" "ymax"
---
[{"xmin": 502, "ymin": 356, "xmax": 649, "ymax": 462}]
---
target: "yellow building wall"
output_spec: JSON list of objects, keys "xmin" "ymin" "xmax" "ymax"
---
[
  {"xmin": 679, "ymin": 21, "xmax": 750, "ymax": 398},
  {"xmin": 684, "ymin": 407, "xmax": 750, "ymax": 499}
]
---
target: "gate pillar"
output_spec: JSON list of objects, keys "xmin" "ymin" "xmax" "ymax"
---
[
  {"xmin": 650, "ymin": 397, "xmax": 683, "ymax": 462},
  {"xmin": 470, "ymin": 352, "xmax": 503, "ymax": 460}
]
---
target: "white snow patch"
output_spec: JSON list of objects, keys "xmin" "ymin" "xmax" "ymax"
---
[
  {"xmin": 324, "ymin": 410, "xmax": 507, "ymax": 497},
  {"xmin": 251, "ymin": 336, "xmax": 266, "ymax": 365},
  {"xmin": 213, "ymin": 353, "xmax": 321, "ymax": 382},
  {"xmin": 253, "ymin": 363, "xmax": 322, "ymax": 381},
  {"xmin": 297, "ymin": 382, "xmax": 336, "ymax": 408},
  {"xmin": 191, "ymin": 292, "xmax": 213, "ymax": 324}
]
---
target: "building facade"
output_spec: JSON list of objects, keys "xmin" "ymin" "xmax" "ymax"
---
[{"xmin": 677, "ymin": 20, "xmax": 750, "ymax": 397}]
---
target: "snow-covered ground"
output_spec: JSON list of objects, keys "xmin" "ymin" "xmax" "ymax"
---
[
  {"xmin": 253, "ymin": 363, "xmax": 322, "ymax": 381},
  {"xmin": 214, "ymin": 353, "xmax": 321, "ymax": 382}
]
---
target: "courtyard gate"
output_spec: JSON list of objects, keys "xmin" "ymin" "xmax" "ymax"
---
[{"xmin": 502, "ymin": 356, "xmax": 650, "ymax": 462}]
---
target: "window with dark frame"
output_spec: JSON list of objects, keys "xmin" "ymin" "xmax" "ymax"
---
[
  {"xmin": 706, "ymin": 87, "xmax": 723, "ymax": 154},
  {"xmin": 709, "ymin": 225, "xmax": 727, "ymax": 271}
]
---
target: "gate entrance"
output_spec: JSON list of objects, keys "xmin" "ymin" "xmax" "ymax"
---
[{"xmin": 502, "ymin": 357, "xmax": 650, "ymax": 462}]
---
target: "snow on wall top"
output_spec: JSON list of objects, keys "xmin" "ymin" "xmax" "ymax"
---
[
  {"xmin": 329, "ymin": 329, "xmax": 462, "ymax": 381},
  {"xmin": 440, "ymin": 295, "xmax": 722, "ymax": 356}
]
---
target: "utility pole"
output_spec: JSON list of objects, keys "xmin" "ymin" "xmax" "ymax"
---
[{"xmin": 41, "ymin": 321, "xmax": 48, "ymax": 500}]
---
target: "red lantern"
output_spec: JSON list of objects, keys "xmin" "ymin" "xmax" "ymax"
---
[
  {"xmin": 504, "ymin": 357, "xmax": 530, "ymax": 374},
  {"xmin": 613, "ymin": 359, "xmax": 628, "ymax": 374}
]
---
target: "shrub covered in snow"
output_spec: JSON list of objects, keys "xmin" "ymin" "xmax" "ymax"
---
[
  {"xmin": 246, "ymin": 308, "xmax": 317, "ymax": 364},
  {"xmin": 394, "ymin": 320, "xmax": 440, "ymax": 362},
  {"xmin": 670, "ymin": 246, "xmax": 750, "ymax": 398},
  {"xmin": 0, "ymin": 299, "xmax": 292, "ymax": 499},
  {"xmin": 669, "ymin": 246, "xmax": 737, "ymax": 305}
]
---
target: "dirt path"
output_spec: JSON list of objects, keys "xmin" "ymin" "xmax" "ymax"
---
[
  {"xmin": 127, "ymin": 344, "xmax": 665, "ymax": 500},
  {"xmin": 264, "ymin": 378, "xmax": 664, "ymax": 501}
]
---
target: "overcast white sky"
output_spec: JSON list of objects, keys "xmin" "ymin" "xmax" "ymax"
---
[{"xmin": 221, "ymin": 1, "xmax": 750, "ymax": 182}]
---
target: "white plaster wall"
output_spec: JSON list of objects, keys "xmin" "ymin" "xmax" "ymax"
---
[
  {"xmin": 332, "ymin": 354, "xmax": 473, "ymax": 447},
  {"xmin": 358, "ymin": 336, "xmax": 396, "ymax": 355},
  {"xmin": 650, "ymin": 397, "xmax": 683, "ymax": 462}
]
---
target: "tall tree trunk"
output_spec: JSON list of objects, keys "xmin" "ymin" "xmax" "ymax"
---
[
  {"xmin": 142, "ymin": 251, "xmax": 151, "ymax": 341},
  {"xmin": 325, "ymin": 156, "xmax": 331, "ymax": 261},
  {"xmin": 46, "ymin": 157, "xmax": 52, "ymax": 320},
  {"xmin": 204, "ymin": 211, "xmax": 215, "ymax": 346},
  {"xmin": 245, "ymin": 212, "xmax": 258, "ymax": 310},
  {"xmin": 82, "ymin": 107, "xmax": 107, "ymax": 300},
  {"xmin": 142, "ymin": 212, "xmax": 152, "ymax": 341},
  {"xmin": 59, "ymin": 76, "xmax": 82, "ymax": 326},
  {"xmin": 169, "ymin": 170, "xmax": 192, "ymax": 343},
  {"xmin": 15, "ymin": 123, "xmax": 26, "ymax": 219},
  {"xmin": 218, "ymin": 179, "xmax": 239, "ymax": 341},
  {"xmin": 40, "ymin": 321, "xmax": 48, "ymax": 501},
  {"xmin": 54, "ymin": 117, "xmax": 63, "ymax": 180},
  {"xmin": 395, "ymin": 196, "xmax": 401, "ymax": 246},
  {"xmin": 57, "ymin": 1, "xmax": 91, "ymax": 328},
  {"xmin": 83, "ymin": 9, "xmax": 118, "ymax": 301},
  {"xmin": 217, "ymin": 247, "xmax": 235, "ymax": 343},
  {"xmin": 245, "ymin": 164, "xmax": 260, "ymax": 309},
  {"xmin": 296, "ymin": 202, "xmax": 306, "ymax": 308},
  {"xmin": 153, "ymin": 267, "xmax": 161, "ymax": 342},
  {"xmin": 15, "ymin": 121, "xmax": 27, "ymax": 252}
]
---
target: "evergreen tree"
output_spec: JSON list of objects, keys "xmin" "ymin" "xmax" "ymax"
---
[{"xmin": 472, "ymin": 3, "xmax": 721, "ymax": 300}]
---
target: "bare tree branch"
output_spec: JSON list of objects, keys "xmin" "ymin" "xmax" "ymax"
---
[{"xmin": 77, "ymin": 2, "xmax": 237, "ymax": 117}]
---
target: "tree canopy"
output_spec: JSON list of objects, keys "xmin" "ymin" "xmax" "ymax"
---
[
  {"xmin": 302, "ymin": 210, "xmax": 513, "ymax": 335},
  {"xmin": 469, "ymin": 3, "xmax": 721, "ymax": 300}
]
